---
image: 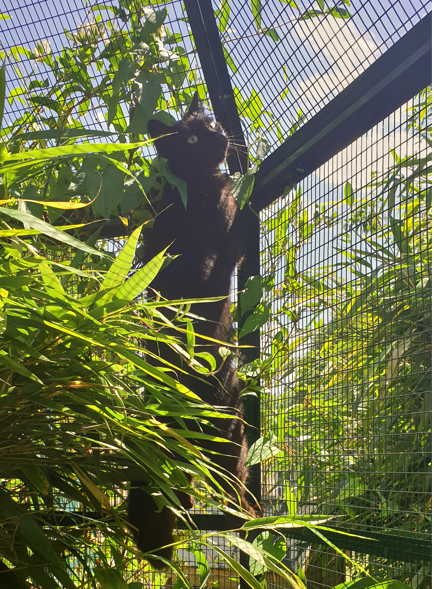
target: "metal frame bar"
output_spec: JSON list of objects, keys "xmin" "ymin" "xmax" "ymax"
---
[
  {"xmin": 184, "ymin": 0, "xmax": 248, "ymax": 176},
  {"xmin": 250, "ymin": 13, "xmax": 432, "ymax": 212}
]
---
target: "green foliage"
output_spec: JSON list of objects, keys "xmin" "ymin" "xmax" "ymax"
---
[
  {"xmin": 253, "ymin": 90, "xmax": 432, "ymax": 584},
  {"xmin": 0, "ymin": 55, "xmax": 317, "ymax": 588},
  {"xmin": 0, "ymin": 3, "xmax": 204, "ymax": 232}
]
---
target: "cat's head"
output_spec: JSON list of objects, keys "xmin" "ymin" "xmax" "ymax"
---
[{"xmin": 148, "ymin": 92, "xmax": 228, "ymax": 179}]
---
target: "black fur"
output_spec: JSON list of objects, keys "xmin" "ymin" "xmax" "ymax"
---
[{"xmin": 127, "ymin": 94, "xmax": 255, "ymax": 568}]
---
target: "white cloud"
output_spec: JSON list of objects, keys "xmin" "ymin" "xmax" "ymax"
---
[
  {"xmin": 294, "ymin": 19, "xmax": 382, "ymax": 106},
  {"xmin": 315, "ymin": 129, "xmax": 429, "ymax": 189}
]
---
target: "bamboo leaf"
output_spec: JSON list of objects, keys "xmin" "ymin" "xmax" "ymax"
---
[
  {"xmin": 0, "ymin": 196, "xmax": 97, "ymax": 209},
  {"xmin": 96, "ymin": 224, "xmax": 145, "ymax": 303},
  {"xmin": 72, "ymin": 464, "xmax": 111, "ymax": 512},
  {"xmin": 0, "ymin": 207, "xmax": 106, "ymax": 257},
  {"xmin": 251, "ymin": 0, "xmax": 262, "ymax": 30},
  {"xmin": 13, "ymin": 128, "xmax": 116, "ymax": 142},
  {"xmin": 19, "ymin": 464, "xmax": 50, "ymax": 495},
  {"xmin": 94, "ymin": 568, "xmax": 129, "ymax": 589},
  {"xmin": 0, "ymin": 61, "xmax": 5, "ymax": 130},
  {"xmin": 0, "ymin": 350, "xmax": 43, "ymax": 383},
  {"xmin": 114, "ymin": 246, "xmax": 168, "ymax": 301},
  {"xmin": 210, "ymin": 544, "xmax": 264, "ymax": 589},
  {"xmin": 0, "ymin": 140, "xmax": 152, "ymax": 162},
  {"xmin": 0, "ymin": 489, "xmax": 75, "ymax": 589}
]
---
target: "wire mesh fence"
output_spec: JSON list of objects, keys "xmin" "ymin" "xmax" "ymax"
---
[
  {"xmin": 0, "ymin": 0, "xmax": 431, "ymax": 587},
  {"xmin": 259, "ymin": 88, "xmax": 431, "ymax": 587},
  {"xmin": 212, "ymin": 0, "xmax": 431, "ymax": 153}
]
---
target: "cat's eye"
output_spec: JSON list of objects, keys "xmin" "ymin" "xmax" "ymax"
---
[{"xmin": 187, "ymin": 134, "xmax": 199, "ymax": 144}]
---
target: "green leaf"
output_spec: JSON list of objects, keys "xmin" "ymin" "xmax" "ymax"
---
[
  {"xmin": 168, "ymin": 52, "xmax": 189, "ymax": 88},
  {"xmin": 390, "ymin": 218, "xmax": 411, "ymax": 254},
  {"xmin": 0, "ymin": 488, "xmax": 75, "ymax": 589},
  {"xmin": 223, "ymin": 534, "xmax": 267, "ymax": 574},
  {"xmin": 0, "ymin": 350, "xmax": 43, "ymax": 383},
  {"xmin": 325, "ymin": 7, "xmax": 351, "ymax": 17},
  {"xmin": 195, "ymin": 352, "xmax": 216, "ymax": 372},
  {"xmin": 230, "ymin": 166, "xmax": 257, "ymax": 210},
  {"xmin": 218, "ymin": 0, "xmax": 231, "ymax": 33},
  {"xmin": 0, "ymin": 207, "xmax": 106, "ymax": 257},
  {"xmin": 107, "ymin": 58, "xmax": 132, "ymax": 127},
  {"xmin": 250, "ymin": 532, "xmax": 286, "ymax": 575},
  {"xmin": 284, "ymin": 482, "xmax": 297, "ymax": 515},
  {"xmin": 128, "ymin": 74, "xmax": 163, "ymax": 134},
  {"xmin": 251, "ymin": 0, "xmax": 262, "ymax": 30},
  {"xmin": 0, "ymin": 140, "xmax": 152, "ymax": 162},
  {"xmin": 10, "ymin": 46, "xmax": 33, "ymax": 60},
  {"xmin": 94, "ymin": 568, "xmax": 129, "ymax": 589},
  {"xmin": 300, "ymin": 9, "xmax": 324, "ymax": 19},
  {"xmin": 0, "ymin": 61, "xmax": 5, "ymax": 130},
  {"xmin": 211, "ymin": 544, "xmax": 264, "ymax": 589},
  {"xmin": 13, "ymin": 128, "xmax": 116, "ymax": 142},
  {"xmin": 239, "ymin": 275, "xmax": 262, "ymax": 316},
  {"xmin": 185, "ymin": 319, "xmax": 195, "ymax": 357},
  {"xmin": 0, "ymin": 312, "xmax": 6, "ymax": 335},
  {"xmin": 333, "ymin": 580, "xmax": 415, "ymax": 589},
  {"xmin": 249, "ymin": 89, "xmax": 263, "ymax": 120},
  {"xmin": 158, "ymin": 157, "xmax": 188, "ymax": 209},
  {"xmin": 192, "ymin": 547, "xmax": 210, "ymax": 589},
  {"xmin": 114, "ymin": 247, "xmax": 168, "ymax": 301},
  {"xmin": 344, "ymin": 182, "xmax": 354, "ymax": 206},
  {"xmin": 264, "ymin": 28, "xmax": 279, "ymax": 42},
  {"xmin": 222, "ymin": 534, "xmax": 304, "ymax": 589},
  {"xmin": 0, "ymin": 13, "xmax": 11, "ymax": 19},
  {"xmin": 241, "ymin": 514, "xmax": 332, "ymax": 530},
  {"xmin": 239, "ymin": 301, "xmax": 270, "ymax": 339},
  {"xmin": 93, "ymin": 162, "xmax": 125, "ymax": 218},
  {"xmin": 98, "ymin": 224, "xmax": 144, "ymax": 298},
  {"xmin": 223, "ymin": 46, "xmax": 238, "ymax": 73},
  {"xmin": 19, "ymin": 464, "xmax": 50, "ymax": 495},
  {"xmin": 39, "ymin": 261, "xmax": 66, "ymax": 297},
  {"xmin": 256, "ymin": 136, "xmax": 271, "ymax": 161},
  {"xmin": 278, "ymin": 0, "xmax": 298, "ymax": 7},
  {"xmin": 245, "ymin": 431, "xmax": 282, "ymax": 466}
]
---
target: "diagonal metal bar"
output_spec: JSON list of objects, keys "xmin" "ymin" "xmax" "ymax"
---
[
  {"xmin": 184, "ymin": 0, "xmax": 248, "ymax": 175},
  {"xmin": 250, "ymin": 12, "xmax": 432, "ymax": 212}
]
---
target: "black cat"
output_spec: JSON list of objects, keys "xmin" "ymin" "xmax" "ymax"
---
[{"xmin": 127, "ymin": 94, "xmax": 256, "ymax": 567}]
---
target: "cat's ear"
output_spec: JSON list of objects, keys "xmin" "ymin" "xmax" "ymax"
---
[
  {"xmin": 185, "ymin": 91, "xmax": 199, "ymax": 117},
  {"xmin": 147, "ymin": 119, "xmax": 172, "ymax": 140}
]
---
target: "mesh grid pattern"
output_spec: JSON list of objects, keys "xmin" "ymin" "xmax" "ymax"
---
[
  {"xmin": 213, "ymin": 0, "xmax": 431, "ymax": 152},
  {"xmin": 0, "ymin": 1, "xmax": 431, "ymax": 587},
  {"xmin": 260, "ymin": 90, "xmax": 431, "ymax": 587},
  {"xmin": 0, "ymin": 0, "xmax": 209, "ymax": 148}
]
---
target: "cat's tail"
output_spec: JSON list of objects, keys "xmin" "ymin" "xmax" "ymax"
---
[{"xmin": 127, "ymin": 484, "xmax": 176, "ymax": 570}]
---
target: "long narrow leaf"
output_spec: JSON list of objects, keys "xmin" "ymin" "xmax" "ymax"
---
[
  {"xmin": 0, "ymin": 139, "xmax": 153, "ymax": 161},
  {"xmin": 94, "ymin": 224, "xmax": 145, "ymax": 308},
  {"xmin": 0, "ymin": 61, "xmax": 5, "ymax": 130},
  {"xmin": 0, "ymin": 207, "xmax": 106, "ymax": 257},
  {"xmin": 114, "ymin": 247, "xmax": 168, "ymax": 301}
]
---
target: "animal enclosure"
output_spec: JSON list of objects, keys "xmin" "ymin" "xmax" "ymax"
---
[{"xmin": 0, "ymin": 0, "xmax": 431, "ymax": 588}]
